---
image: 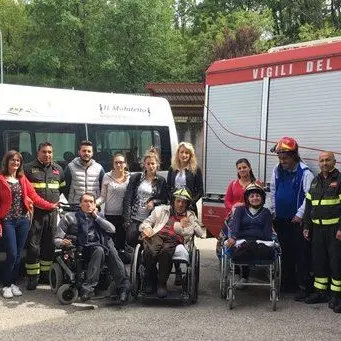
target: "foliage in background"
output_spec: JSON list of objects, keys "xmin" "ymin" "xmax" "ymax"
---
[{"xmin": 1, "ymin": 0, "xmax": 341, "ymax": 91}]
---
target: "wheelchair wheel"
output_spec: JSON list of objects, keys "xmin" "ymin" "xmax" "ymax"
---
[
  {"xmin": 56, "ymin": 284, "xmax": 78, "ymax": 305},
  {"xmin": 227, "ymin": 287, "xmax": 234, "ymax": 310},
  {"xmin": 271, "ymin": 289, "xmax": 277, "ymax": 311},
  {"xmin": 190, "ymin": 247, "xmax": 200, "ymax": 304},
  {"xmin": 219, "ymin": 253, "xmax": 228, "ymax": 299},
  {"xmin": 49, "ymin": 263, "xmax": 63, "ymax": 294},
  {"xmin": 275, "ymin": 254, "xmax": 281, "ymax": 298},
  {"xmin": 130, "ymin": 243, "xmax": 142, "ymax": 299}
]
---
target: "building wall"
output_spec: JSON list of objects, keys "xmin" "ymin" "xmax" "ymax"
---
[{"xmin": 175, "ymin": 117, "xmax": 204, "ymax": 167}]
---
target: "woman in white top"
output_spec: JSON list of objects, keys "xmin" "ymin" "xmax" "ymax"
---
[
  {"xmin": 122, "ymin": 147, "xmax": 168, "ymax": 247},
  {"xmin": 97, "ymin": 153, "xmax": 130, "ymax": 253}
]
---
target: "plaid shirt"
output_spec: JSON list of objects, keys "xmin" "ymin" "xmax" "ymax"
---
[{"xmin": 158, "ymin": 214, "xmax": 185, "ymax": 244}]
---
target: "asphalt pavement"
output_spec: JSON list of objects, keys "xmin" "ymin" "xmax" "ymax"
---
[{"xmin": 0, "ymin": 238, "xmax": 340, "ymax": 341}]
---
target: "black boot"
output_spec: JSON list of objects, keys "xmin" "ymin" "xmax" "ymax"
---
[
  {"xmin": 294, "ymin": 287, "xmax": 309, "ymax": 302},
  {"xmin": 329, "ymin": 296, "xmax": 337, "ymax": 309},
  {"xmin": 333, "ymin": 297, "xmax": 341, "ymax": 313},
  {"xmin": 26, "ymin": 276, "xmax": 39, "ymax": 291},
  {"xmin": 39, "ymin": 272, "xmax": 50, "ymax": 284},
  {"xmin": 305, "ymin": 290, "xmax": 329, "ymax": 304}
]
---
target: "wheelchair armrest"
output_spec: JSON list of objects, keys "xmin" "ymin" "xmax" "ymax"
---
[{"xmin": 187, "ymin": 235, "xmax": 196, "ymax": 252}]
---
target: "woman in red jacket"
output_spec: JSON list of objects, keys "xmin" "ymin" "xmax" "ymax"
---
[
  {"xmin": 217, "ymin": 159, "xmax": 259, "ymax": 257},
  {"xmin": 224, "ymin": 158, "xmax": 258, "ymax": 218},
  {"xmin": 0, "ymin": 150, "xmax": 57, "ymax": 299}
]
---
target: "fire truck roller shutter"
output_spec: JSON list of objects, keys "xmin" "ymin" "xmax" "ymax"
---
[
  {"xmin": 205, "ymin": 81, "xmax": 263, "ymax": 196},
  {"xmin": 266, "ymin": 70, "xmax": 341, "ymax": 183}
]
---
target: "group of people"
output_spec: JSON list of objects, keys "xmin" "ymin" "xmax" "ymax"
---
[
  {"xmin": 0, "ymin": 140, "xmax": 203, "ymax": 301},
  {"xmin": 1, "ymin": 135, "xmax": 340, "ymax": 312},
  {"xmin": 220, "ymin": 137, "xmax": 341, "ymax": 314}
]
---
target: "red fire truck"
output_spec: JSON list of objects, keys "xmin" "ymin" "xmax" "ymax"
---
[{"xmin": 202, "ymin": 38, "xmax": 341, "ymax": 238}]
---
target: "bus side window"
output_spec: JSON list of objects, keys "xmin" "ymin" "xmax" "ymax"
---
[
  {"xmin": 35, "ymin": 131, "xmax": 76, "ymax": 168},
  {"xmin": 3, "ymin": 130, "xmax": 34, "ymax": 162}
]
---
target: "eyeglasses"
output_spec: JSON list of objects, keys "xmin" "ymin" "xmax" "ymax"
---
[{"xmin": 114, "ymin": 161, "xmax": 125, "ymax": 164}]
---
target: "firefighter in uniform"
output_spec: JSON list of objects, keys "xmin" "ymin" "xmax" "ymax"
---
[
  {"xmin": 303, "ymin": 151, "xmax": 341, "ymax": 313},
  {"xmin": 24, "ymin": 142, "xmax": 66, "ymax": 290}
]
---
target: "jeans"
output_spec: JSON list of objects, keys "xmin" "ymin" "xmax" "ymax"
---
[
  {"xmin": 82, "ymin": 246, "xmax": 105, "ymax": 293},
  {"xmin": 82, "ymin": 240, "xmax": 130, "ymax": 294},
  {"xmin": 2, "ymin": 217, "xmax": 30, "ymax": 286},
  {"xmin": 106, "ymin": 238, "xmax": 130, "ymax": 293}
]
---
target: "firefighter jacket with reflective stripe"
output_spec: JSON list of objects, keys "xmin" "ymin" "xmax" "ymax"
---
[
  {"xmin": 24, "ymin": 159, "xmax": 66, "ymax": 203},
  {"xmin": 303, "ymin": 168, "xmax": 341, "ymax": 231}
]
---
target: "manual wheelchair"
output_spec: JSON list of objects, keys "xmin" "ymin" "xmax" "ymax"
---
[
  {"xmin": 220, "ymin": 240, "xmax": 281, "ymax": 311},
  {"xmin": 130, "ymin": 237, "xmax": 200, "ymax": 304}
]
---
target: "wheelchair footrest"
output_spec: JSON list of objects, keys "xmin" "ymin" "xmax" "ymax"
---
[
  {"xmin": 140, "ymin": 290, "xmax": 187, "ymax": 301},
  {"xmin": 232, "ymin": 259, "xmax": 274, "ymax": 265}
]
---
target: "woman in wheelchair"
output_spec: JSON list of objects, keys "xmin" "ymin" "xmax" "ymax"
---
[
  {"xmin": 139, "ymin": 188, "xmax": 203, "ymax": 298},
  {"xmin": 54, "ymin": 193, "xmax": 130, "ymax": 303},
  {"xmin": 225, "ymin": 183, "xmax": 274, "ymax": 284}
]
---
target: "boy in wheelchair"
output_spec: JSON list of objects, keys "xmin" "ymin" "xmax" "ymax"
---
[
  {"xmin": 139, "ymin": 188, "xmax": 203, "ymax": 298},
  {"xmin": 54, "ymin": 193, "xmax": 130, "ymax": 303},
  {"xmin": 225, "ymin": 183, "xmax": 274, "ymax": 284}
]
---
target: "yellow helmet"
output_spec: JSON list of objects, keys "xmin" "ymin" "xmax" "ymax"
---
[{"xmin": 172, "ymin": 188, "xmax": 192, "ymax": 202}]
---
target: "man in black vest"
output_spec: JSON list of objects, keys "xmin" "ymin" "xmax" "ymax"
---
[{"xmin": 303, "ymin": 151, "xmax": 341, "ymax": 313}]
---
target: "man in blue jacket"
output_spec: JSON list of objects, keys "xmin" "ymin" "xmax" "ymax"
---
[{"xmin": 270, "ymin": 137, "xmax": 314, "ymax": 300}]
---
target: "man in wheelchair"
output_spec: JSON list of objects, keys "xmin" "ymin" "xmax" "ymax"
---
[
  {"xmin": 139, "ymin": 188, "xmax": 203, "ymax": 298},
  {"xmin": 225, "ymin": 183, "xmax": 274, "ymax": 283},
  {"xmin": 54, "ymin": 193, "xmax": 130, "ymax": 303}
]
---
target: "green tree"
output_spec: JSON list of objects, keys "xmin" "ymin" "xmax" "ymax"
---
[
  {"xmin": 185, "ymin": 7, "xmax": 273, "ymax": 80},
  {"xmin": 0, "ymin": 0, "xmax": 28, "ymax": 75},
  {"xmin": 94, "ymin": 0, "xmax": 187, "ymax": 92}
]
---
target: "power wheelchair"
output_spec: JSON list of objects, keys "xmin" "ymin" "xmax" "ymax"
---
[
  {"xmin": 130, "ymin": 237, "xmax": 200, "ymax": 304},
  {"xmin": 49, "ymin": 243, "xmax": 112, "ymax": 305},
  {"xmin": 49, "ymin": 204, "xmax": 111, "ymax": 305},
  {"xmin": 220, "ymin": 240, "xmax": 281, "ymax": 311}
]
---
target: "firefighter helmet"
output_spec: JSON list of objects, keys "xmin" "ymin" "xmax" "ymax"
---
[{"xmin": 274, "ymin": 137, "xmax": 298, "ymax": 153}]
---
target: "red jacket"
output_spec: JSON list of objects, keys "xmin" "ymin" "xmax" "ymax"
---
[
  {"xmin": 224, "ymin": 179, "xmax": 263, "ymax": 218},
  {"xmin": 0, "ymin": 174, "xmax": 56, "ymax": 236}
]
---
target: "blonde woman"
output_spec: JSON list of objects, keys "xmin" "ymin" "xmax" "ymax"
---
[
  {"xmin": 122, "ymin": 147, "xmax": 168, "ymax": 247},
  {"xmin": 167, "ymin": 142, "xmax": 203, "ymax": 216},
  {"xmin": 97, "ymin": 153, "xmax": 130, "ymax": 256},
  {"xmin": 167, "ymin": 142, "xmax": 203, "ymax": 285}
]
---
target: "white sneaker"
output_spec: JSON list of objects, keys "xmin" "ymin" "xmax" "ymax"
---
[
  {"xmin": 10, "ymin": 284, "xmax": 22, "ymax": 296},
  {"xmin": 236, "ymin": 277, "xmax": 248, "ymax": 290},
  {"xmin": 2, "ymin": 286, "xmax": 14, "ymax": 298}
]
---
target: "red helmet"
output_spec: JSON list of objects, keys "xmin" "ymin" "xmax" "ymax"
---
[{"xmin": 274, "ymin": 137, "xmax": 298, "ymax": 153}]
